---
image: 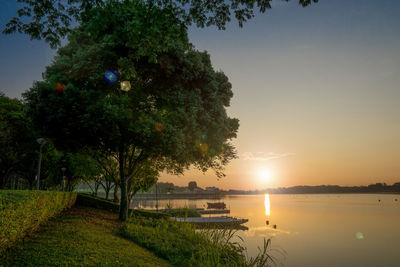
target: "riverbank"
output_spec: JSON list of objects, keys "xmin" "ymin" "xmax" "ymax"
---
[
  {"xmin": 0, "ymin": 205, "xmax": 170, "ymax": 266},
  {"xmin": 1, "ymin": 193, "xmax": 273, "ymax": 267}
]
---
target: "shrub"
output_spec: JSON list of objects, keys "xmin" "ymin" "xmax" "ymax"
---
[
  {"xmin": 121, "ymin": 216, "xmax": 277, "ymax": 267},
  {"xmin": 76, "ymin": 193, "xmax": 119, "ymax": 212},
  {"xmin": 76, "ymin": 194, "xmax": 201, "ymax": 218},
  {"xmin": 165, "ymin": 208, "xmax": 201, "ymax": 218},
  {"xmin": 120, "ymin": 217, "xmax": 248, "ymax": 266},
  {"xmin": 130, "ymin": 209, "xmax": 170, "ymax": 219},
  {"xmin": 0, "ymin": 190, "xmax": 76, "ymax": 253}
]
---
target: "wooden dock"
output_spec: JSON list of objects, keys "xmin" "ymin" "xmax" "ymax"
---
[
  {"xmin": 144, "ymin": 208, "xmax": 230, "ymax": 215},
  {"xmin": 198, "ymin": 209, "xmax": 230, "ymax": 214},
  {"xmin": 173, "ymin": 216, "xmax": 248, "ymax": 227}
]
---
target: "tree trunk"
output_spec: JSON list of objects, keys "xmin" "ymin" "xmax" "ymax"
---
[
  {"xmin": 0, "ymin": 168, "xmax": 12, "ymax": 189},
  {"xmin": 105, "ymin": 188, "xmax": 109, "ymax": 200},
  {"xmin": 94, "ymin": 181, "xmax": 99, "ymax": 196},
  {"xmin": 119, "ymin": 146, "xmax": 128, "ymax": 221},
  {"xmin": 113, "ymin": 183, "xmax": 119, "ymax": 203}
]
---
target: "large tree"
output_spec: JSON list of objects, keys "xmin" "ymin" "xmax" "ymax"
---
[
  {"xmin": 24, "ymin": 1, "xmax": 238, "ymax": 220},
  {"xmin": 3, "ymin": 0, "xmax": 317, "ymax": 48},
  {"xmin": 0, "ymin": 93, "xmax": 38, "ymax": 189}
]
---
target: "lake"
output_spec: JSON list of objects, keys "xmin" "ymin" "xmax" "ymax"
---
[{"xmin": 131, "ymin": 194, "xmax": 400, "ymax": 267}]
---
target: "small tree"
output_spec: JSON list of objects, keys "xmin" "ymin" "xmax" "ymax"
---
[
  {"xmin": 89, "ymin": 150, "xmax": 119, "ymax": 199},
  {"xmin": 188, "ymin": 181, "xmax": 198, "ymax": 191},
  {"xmin": 127, "ymin": 159, "xmax": 159, "ymax": 205},
  {"xmin": 68, "ymin": 152, "xmax": 102, "ymax": 193}
]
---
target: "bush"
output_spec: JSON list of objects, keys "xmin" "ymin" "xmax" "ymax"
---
[
  {"xmin": 76, "ymin": 194, "xmax": 201, "ymax": 219},
  {"xmin": 165, "ymin": 208, "xmax": 201, "ymax": 218},
  {"xmin": 130, "ymin": 209, "xmax": 170, "ymax": 219},
  {"xmin": 0, "ymin": 190, "xmax": 76, "ymax": 254},
  {"xmin": 76, "ymin": 193, "xmax": 119, "ymax": 212},
  {"xmin": 120, "ymin": 217, "xmax": 248, "ymax": 267},
  {"xmin": 121, "ymin": 217, "xmax": 277, "ymax": 267}
]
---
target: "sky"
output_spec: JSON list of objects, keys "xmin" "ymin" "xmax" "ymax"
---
[{"xmin": 1, "ymin": 0, "xmax": 400, "ymax": 190}]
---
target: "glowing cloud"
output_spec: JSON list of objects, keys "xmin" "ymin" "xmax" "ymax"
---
[{"xmin": 241, "ymin": 152, "xmax": 295, "ymax": 161}]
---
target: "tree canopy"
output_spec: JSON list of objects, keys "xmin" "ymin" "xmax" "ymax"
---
[
  {"xmin": 23, "ymin": 1, "xmax": 239, "ymax": 220},
  {"xmin": 3, "ymin": 0, "xmax": 318, "ymax": 48},
  {"xmin": 0, "ymin": 93, "xmax": 37, "ymax": 188}
]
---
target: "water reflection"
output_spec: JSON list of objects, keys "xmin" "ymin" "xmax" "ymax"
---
[
  {"xmin": 265, "ymin": 194, "xmax": 270, "ymax": 216},
  {"xmin": 129, "ymin": 194, "xmax": 400, "ymax": 266}
]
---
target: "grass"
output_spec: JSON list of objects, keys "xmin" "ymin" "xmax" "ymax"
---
[
  {"xmin": 77, "ymin": 193, "xmax": 201, "ymax": 218},
  {"xmin": 0, "ymin": 206, "xmax": 170, "ymax": 267},
  {"xmin": 121, "ymin": 216, "xmax": 276, "ymax": 267},
  {"xmin": 164, "ymin": 208, "xmax": 201, "ymax": 217},
  {"xmin": 0, "ymin": 190, "xmax": 76, "ymax": 253},
  {"xmin": 1, "ymin": 193, "xmax": 274, "ymax": 266}
]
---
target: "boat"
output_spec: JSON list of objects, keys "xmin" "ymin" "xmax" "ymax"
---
[
  {"xmin": 199, "ymin": 209, "xmax": 230, "ymax": 215},
  {"xmin": 207, "ymin": 202, "xmax": 226, "ymax": 209}
]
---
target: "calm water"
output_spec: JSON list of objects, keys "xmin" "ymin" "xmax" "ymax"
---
[{"xmin": 132, "ymin": 194, "xmax": 400, "ymax": 267}]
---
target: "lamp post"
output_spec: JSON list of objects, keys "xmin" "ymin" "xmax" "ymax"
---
[
  {"xmin": 61, "ymin": 167, "xmax": 67, "ymax": 191},
  {"xmin": 155, "ymin": 183, "xmax": 158, "ymax": 211},
  {"xmin": 35, "ymin": 138, "xmax": 47, "ymax": 190}
]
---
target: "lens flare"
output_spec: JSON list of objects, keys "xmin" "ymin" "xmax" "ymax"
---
[
  {"xmin": 199, "ymin": 143, "xmax": 209, "ymax": 155},
  {"xmin": 104, "ymin": 70, "xmax": 118, "ymax": 83},
  {"xmin": 154, "ymin": 123, "xmax": 164, "ymax": 132},
  {"xmin": 54, "ymin": 83, "xmax": 65, "ymax": 93},
  {"xmin": 355, "ymin": 232, "xmax": 364, "ymax": 239},
  {"xmin": 120, "ymin": 81, "xmax": 131, "ymax": 91}
]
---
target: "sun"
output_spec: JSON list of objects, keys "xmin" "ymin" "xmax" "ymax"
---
[
  {"xmin": 259, "ymin": 170, "xmax": 272, "ymax": 180},
  {"xmin": 256, "ymin": 168, "xmax": 274, "ymax": 186},
  {"xmin": 258, "ymin": 169, "xmax": 272, "ymax": 180}
]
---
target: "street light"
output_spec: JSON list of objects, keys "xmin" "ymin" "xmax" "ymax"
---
[
  {"xmin": 155, "ymin": 183, "xmax": 159, "ymax": 211},
  {"xmin": 61, "ymin": 167, "xmax": 67, "ymax": 191},
  {"xmin": 35, "ymin": 138, "xmax": 47, "ymax": 190}
]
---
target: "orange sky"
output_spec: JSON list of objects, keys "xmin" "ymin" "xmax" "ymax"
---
[
  {"xmin": 160, "ymin": 1, "xmax": 400, "ymax": 190},
  {"xmin": 1, "ymin": 1, "xmax": 399, "ymax": 191}
]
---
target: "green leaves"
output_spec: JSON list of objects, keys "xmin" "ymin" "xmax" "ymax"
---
[
  {"xmin": 0, "ymin": 191, "xmax": 77, "ymax": 254},
  {"xmin": 3, "ymin": 0, "xmax": 103, "ymax": 48},
  {"xmin": 0, "ymin": 94, "xmax": 38, "ymax": 188},
  {"xmin": 3, "ymin": 0, "xmax": 318, "ymax": 48},
  {"xmin": 24, "ymin": 0, "xmax": 239, "ymax": 178}
]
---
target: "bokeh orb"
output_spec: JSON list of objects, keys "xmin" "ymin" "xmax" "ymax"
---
[
  {"xmin": 154, "ymin": 122, "xmax": 164, "ymax": 132},
  {"xmin": 104, "ymin": 70, "xmax": 118, "ymax": 83},
  {"xmin": 209, "ymin": 148, "xmax": 216, "ymax": 156},
  {"xmin": 120, "ymin": 81, "xmax": 131, "ymax": 91},
  {"xmin": 54, "ymin": 83, "xmax": 65, "ymax": 93},
  {"xmin": 199, "ymin": 143, "xmax": 209, "ymax": 155},
  {"xmin": 355, "ymin": 232, "xmax": 364, "ymax": 240}
]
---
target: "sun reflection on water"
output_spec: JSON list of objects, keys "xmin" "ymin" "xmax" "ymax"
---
[{"xmin": 265, "ymin": 194, "xmax": 270, "ymax": 216}]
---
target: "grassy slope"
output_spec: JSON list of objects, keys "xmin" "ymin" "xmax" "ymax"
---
[{"xmin": 0, "ymin": 206, "xmax": 170, "ymax": 267}]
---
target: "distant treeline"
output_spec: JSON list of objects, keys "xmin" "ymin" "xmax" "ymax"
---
[
  {"xmin": 131, "ymin": 182, "xmax": 400, "ymax": 198},
  {"xmin": 228, "ymin": 182, "xmax": 400, "ymax": 195}
]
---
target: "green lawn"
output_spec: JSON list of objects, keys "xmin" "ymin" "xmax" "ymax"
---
[{"xmin": 0, "ymin": 206, "xmax": 170, "ymax": 267}]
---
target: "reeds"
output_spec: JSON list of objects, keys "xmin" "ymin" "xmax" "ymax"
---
[{"xmin": 121, "ymin": 216, "xmax": 278, "ymax": 267}]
